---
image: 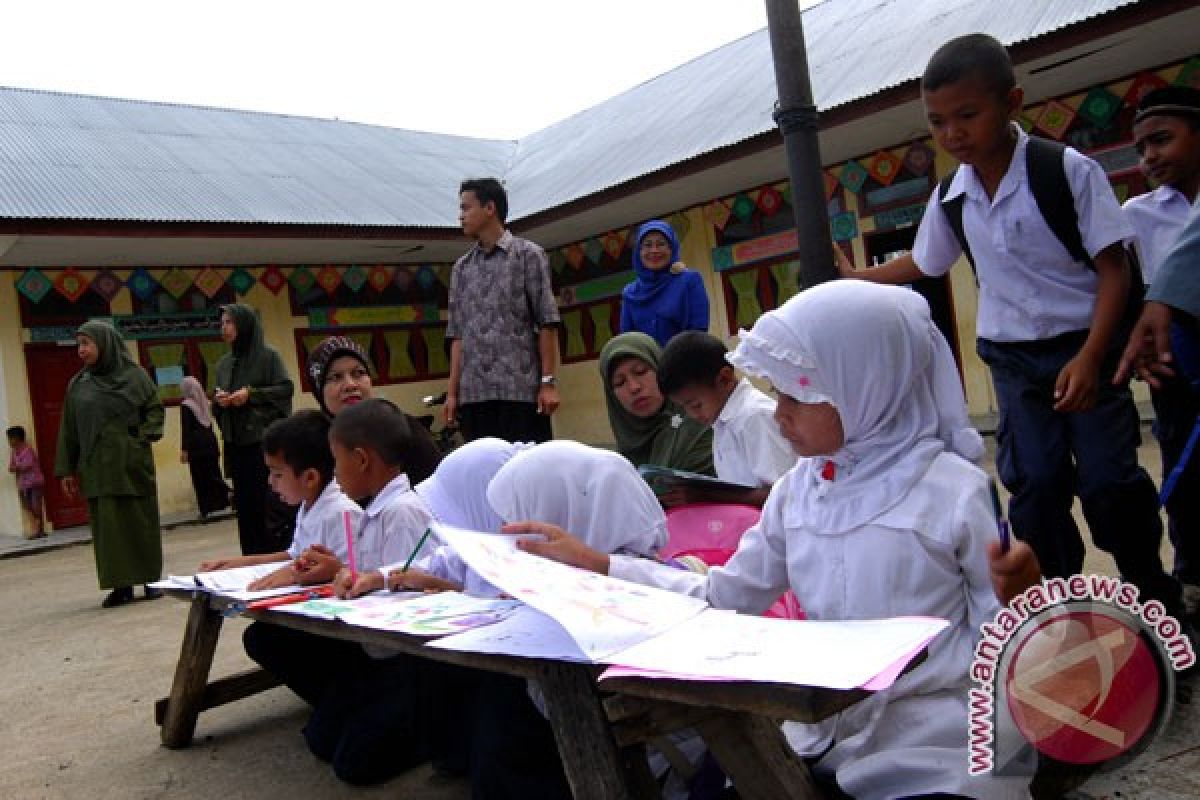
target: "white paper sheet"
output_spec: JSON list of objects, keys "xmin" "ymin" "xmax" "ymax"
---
[
  {"xmin": 428, "ymin": 605, "xmax": 591, "ymax": 662},
  {"xmin": 602, "ymin": 611, "xmax": 949, "ymax": 690},
  {"xmin": 432, "ymin": 524, "xmax": 707, "ymax": 661}
]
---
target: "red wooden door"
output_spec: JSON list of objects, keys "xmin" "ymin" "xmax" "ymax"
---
[{"xmin": 24, "ymin": 343, "xmax": 89, "ymax": 529}]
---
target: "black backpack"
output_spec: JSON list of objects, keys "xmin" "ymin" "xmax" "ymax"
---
[{"xmin": 937, "ymin": 136, "xmax": 1142, "ymax": 326}]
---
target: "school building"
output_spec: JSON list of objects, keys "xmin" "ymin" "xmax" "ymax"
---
[{"xmin": 1, "ymin": 0, "xmax": 1197, "ymax": 537}]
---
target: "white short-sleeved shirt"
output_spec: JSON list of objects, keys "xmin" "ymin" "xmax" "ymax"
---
[
  {"xmin": 610, "ymin": 454, "xmax": 1028, "ymax": 800},
  {"xmin": 912, "ymin": 123, "xmax": 1132, "ymax": 343},
  {"xmin": 1123, "ymin": 185, "xmax": 1194, "ymax": 285},
  {"xmin": 286, "ymin": 479, "xmax": 361, "ymax": 560},
  {"xmin": 712, "ymin": 379, "xmax": 795, "ymax": 487},
  {"xmin": 354, "ymin": 473, "xmax": 432, "ymax": 573}
]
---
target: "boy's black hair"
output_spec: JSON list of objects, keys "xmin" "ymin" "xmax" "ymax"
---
[
  {"xmin": 921, "ymin": 33, "xmax": 1015, "ymax": 100},
  {"xmin": 1135, "ymin": 86, "xmax": 1200, "ymax": 130},
  {"xmin": 262, "ymin": 411, "xmax": 335, "ymax": 485},
  {"xmin": 6, "ymin": 425, "xmax": 26, "ymax": 441},
  {"xmin": 657, "ymin": 331, "xmax": 732, "ymax": 397},
  {"xmin": 459, "ymin": 177, "xmax": 509, "ymax": 223},
  {"xmin": 330, "ymin": 398, "xmax": 441, "ymax": 476}
]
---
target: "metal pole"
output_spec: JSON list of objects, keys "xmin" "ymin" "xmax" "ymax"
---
[{"xmin": 765, "ymin": 0, "xmax": 837, "ymax": 288}]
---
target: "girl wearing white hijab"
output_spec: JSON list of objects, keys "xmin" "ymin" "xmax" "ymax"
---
[
  {"xmin": 518, "ymin": 282, "xmax": 1029, "ymax": 800},
  {"xmin": 469, "ymin": 440, "xmax": 669, "ymax": 800}
]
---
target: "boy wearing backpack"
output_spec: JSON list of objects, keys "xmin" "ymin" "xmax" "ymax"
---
[{"xmin": 845, "ymin": 33, "xmax": 1182, "ymax": 615}]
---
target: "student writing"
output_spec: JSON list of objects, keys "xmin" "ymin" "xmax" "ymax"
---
[{"xmin": 516, "ymin": 281, "xmax": 1030, "ymax": 799}]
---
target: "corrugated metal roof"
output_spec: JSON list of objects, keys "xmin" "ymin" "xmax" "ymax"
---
[
  {"xmin": 0, "ymin": 90, "xmax": 515, "ymax": 226},
  {"xmin": 0, "ymin": 0, "xmax": 1138, "ymax": 227},
  {"xmin": 506, "ymin": 0, "xmax": 1138, "ymax": 218}
]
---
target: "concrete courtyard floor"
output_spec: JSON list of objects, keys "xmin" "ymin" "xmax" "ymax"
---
[{"xmin": 0, "ymin": 434, "xmax": 1196, "ymax": 799}]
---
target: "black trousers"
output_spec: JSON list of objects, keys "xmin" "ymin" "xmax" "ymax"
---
[
  {"xmin": 470, "ymin": 672, "xmax": 571, "ymax": 800},
  {"xmin": 243, "ymin": 622, "xmax": 472, "ymax": 786},
  {"xmin": 228, "ymin": 443, "xmax": 294, "ymax": 555},
  {"xmin": 459, "ymin": 400, "xmax": 553, "ymax": 444}
]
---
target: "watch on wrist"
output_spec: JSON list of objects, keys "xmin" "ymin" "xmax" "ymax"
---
[{"xmin": 540, "ymin": 375, "xmax": 557, "ymax": 386}]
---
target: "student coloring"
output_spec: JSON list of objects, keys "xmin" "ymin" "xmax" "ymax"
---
[{"xmin": 518, "ymin": 281, "xmax": 1029, "ymax": 799}]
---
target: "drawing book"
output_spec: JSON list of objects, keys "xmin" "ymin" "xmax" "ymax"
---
[{"xmin": 428, "ymin": 524, "xmax": 948, "ymax": 690}]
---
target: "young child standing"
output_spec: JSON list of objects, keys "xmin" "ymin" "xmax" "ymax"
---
[
  {"xmin": 1123, "ymin": 87, "xmax": 1200, "ymax": 610},
  {"xmin": 518, "ymin": 281, "xmax": 1029, "ymax": 799},
  {"xmin": 199, "ymin": 411, "xmax": 358, "ymax": 587},
  {"xmin": 657, "ymin": 331, "xmax": 795, "ymax": 506},
  {"xmin": 845, "ymin": 33, "xmax": 1181, "ymax": 616},
  {"xmin": 7, "ymin": 426, "xmax": 46, "ymax": 539}
]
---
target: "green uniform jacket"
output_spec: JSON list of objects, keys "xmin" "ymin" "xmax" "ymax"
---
[{"xmin": 55, "ymin": 365, "xmax": 164, "ymax": 498}]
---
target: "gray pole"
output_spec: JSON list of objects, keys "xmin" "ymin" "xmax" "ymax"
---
[{"xmin": 765, "ymin": 0, "xmax": 837, "ymax": 288}]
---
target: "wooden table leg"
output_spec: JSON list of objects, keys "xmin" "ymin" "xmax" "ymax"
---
[
  {"xmin": 537, "ymin": 662, "xmax": 655, "ymax": 800},
  {"xmin": 695, "ymin": 713, "xmax": 825, "ymax": 800},
  {"xmin": 159, "ymin": 593, "xmax": 225, "ymax": 748}
]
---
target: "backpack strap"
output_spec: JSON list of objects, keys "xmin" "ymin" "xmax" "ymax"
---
[
  {"xmin": 938, "ymin": 167, "xmax": 976, "ymax": 273},
  {"xmin": 1024, "ymin": 136, "xmax": 1095, "ymax": 269}
]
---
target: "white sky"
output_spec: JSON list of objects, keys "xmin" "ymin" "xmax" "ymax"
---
[{"xmin": 0, "ymin": 0, "xmax": 792, "ymax": 140}]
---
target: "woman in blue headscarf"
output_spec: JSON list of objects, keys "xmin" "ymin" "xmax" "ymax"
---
[{"xmin": 619, "ymin": 220, "xmax": 710, "ymax": 347}]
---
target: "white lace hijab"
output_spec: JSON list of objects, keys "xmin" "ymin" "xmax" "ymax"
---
[
  {"xmin": 486, "ymin": 440, "xmax": 668, "ymax": 557},
  {"xmin": 728, "ymin": 281, "xmax": 983, "ymax": 534}
]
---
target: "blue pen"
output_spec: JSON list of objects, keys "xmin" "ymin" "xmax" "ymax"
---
[{"xmin": 988, "ymin": 480, "xmax": 1011, "ymax": 554}]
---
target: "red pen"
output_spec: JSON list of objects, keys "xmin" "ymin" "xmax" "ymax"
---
[{"xmin": 245, "ymin": 584, "xmax": 335, "ymax": 610}]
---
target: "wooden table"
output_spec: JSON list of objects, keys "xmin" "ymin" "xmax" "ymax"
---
[{"xmin": 156, "ymin": 589, "xmax": 889, "ymax": 800}]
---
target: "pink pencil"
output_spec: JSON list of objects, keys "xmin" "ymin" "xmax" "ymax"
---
[{"xmin": 343, "ymin": 510, "xmax": 357, "ymax": 582}]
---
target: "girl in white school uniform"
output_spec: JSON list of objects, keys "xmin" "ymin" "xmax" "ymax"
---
[
  {"xmin": 471, "ymin": 440, "xmax": 670, "ymax": 800},
  {"xmin": 518, "ymin": 281, "xmax": 1031, "ymax": 800}
]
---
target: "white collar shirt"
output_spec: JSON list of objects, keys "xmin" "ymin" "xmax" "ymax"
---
[
  {"xmin": 355, "ymin": 473, "xmax": 432, "ymax": 573},
  {"xmin": 912, "ymin": 123, "xmax": 1132, "ymax": 342},
  {"xmin": 712, "ymin": 379, "xmax": 795, "ymax": 487},
  {"xmin": 287, "ymin": 478, "xmax": 362, "ymax": 561},
  {"xmin": 1122, "ymin": 185, "xmax": 1194, "ymax": 285}
]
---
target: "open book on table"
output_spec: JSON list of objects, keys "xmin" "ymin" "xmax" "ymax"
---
[{"xmin": 426, "ymin": 523, "xmax": 948, "ymax": 691}]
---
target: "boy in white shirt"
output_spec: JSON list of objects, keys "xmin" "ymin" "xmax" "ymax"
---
[
  {"xmin": 657, "ymin": 331, "xmax": 795, "ymax": 507},
  {"xmin": 198, "ymin": 410, "xmax": 358, "ymax": 587},
  {"xmin": 845, "ymin": 33, "xmax": 1182, "ymax": 618},
  {"xmin": 1123, "ymin": 86, "xmax": 1200, "ymax": 608},
  {"xmin": 246, "ymin": 400, "xmax": 439, "ymax": 786}
]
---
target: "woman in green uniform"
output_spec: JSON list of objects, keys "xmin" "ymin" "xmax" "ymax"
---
[{"xmin": 56, "ymin": 320, "xmax": 165, "ymax": 608}]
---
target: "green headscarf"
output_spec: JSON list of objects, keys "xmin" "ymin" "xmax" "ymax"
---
[
  {"xmin": 68, "ymin": 320, "xmax": 158, "ymax": 463},
  {"xmin": 598, "ymin": 332, "xmax": 714, "ymax": 475}
]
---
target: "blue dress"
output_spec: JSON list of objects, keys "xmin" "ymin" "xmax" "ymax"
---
[{"xmin": 619, "ymin": 220, "xmax": 710, "ymax": 347}]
